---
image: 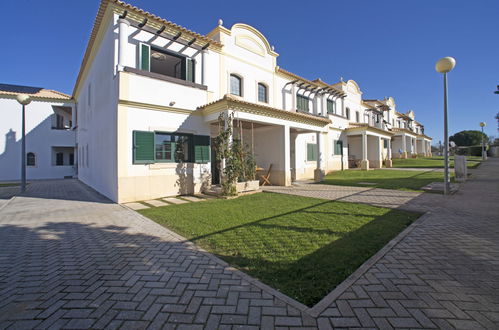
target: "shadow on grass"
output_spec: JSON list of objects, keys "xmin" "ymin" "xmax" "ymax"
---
[{"xmin": 182, "ymin": 200, "xmax": 418, "ymax": 307}]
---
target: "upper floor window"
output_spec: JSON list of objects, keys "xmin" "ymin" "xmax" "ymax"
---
[
  {"xmin": 27, "ymin": 152, "xmax": 36, "ymax": 166},
  {"xmin": 327, "ymin": 99, "xmax": 335, "ymax": 114},
  {"xmin": 140, "ymin": 43, "xmax": 194, "ymax": 82},
  {"xmin": 230, "ymin": 74, "xmax": 242, "ymax": 96},
  {"xmin": 346, "ymin": 108, "xmax": 350, "ymax": 120},
  {"xmin": 355, "ymin": 111, "xmax": 360, "ymax": 123},
  {"xmin": 258, "ymin": 83, "xmax": 267, "ymax": 103},
  {"xmin": 56, "ymin": 114, "xmax": 64, "ymax": 129},
  {"xmin": 296, "ymin": 94, "xmax": 310, "ymax": 112}
]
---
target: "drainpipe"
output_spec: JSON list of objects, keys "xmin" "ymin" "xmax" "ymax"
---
[{"xmin": 118, "ymin": 18, "xmax": 130, "ymax": 71}]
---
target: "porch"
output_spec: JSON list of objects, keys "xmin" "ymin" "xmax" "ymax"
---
[
  {"xmin": 345, "ymin": 124, "xmax": 393, "ymax": 170},
  {"xmin": 199, "ymin": 95, "xmax": 330, "ymax": 186},
  {"xmin": 391, "ymin": 129, "xmax": 418, "ymax": 158}
]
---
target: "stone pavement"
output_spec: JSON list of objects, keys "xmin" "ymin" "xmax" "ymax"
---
[
  {"xmin": 0, "ymin": 158, "xmax": 498, "ymax": 329},
  {"xmin": 263, "ymin": 183, "xmax": 441, "ymax": 212}
]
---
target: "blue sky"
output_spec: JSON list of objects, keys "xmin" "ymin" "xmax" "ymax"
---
[{"xmin": 1, "ymin": 0, "xmax": 498, "ymax": 142}]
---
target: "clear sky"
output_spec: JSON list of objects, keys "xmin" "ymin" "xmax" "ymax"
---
[{"xmin": 1, "ymin": 0, "xmax": 498, "ymax": 142}]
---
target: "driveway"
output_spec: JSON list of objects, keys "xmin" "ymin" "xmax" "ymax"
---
[{"xmin": 1, "ymin": 157, "xmax": 499, "ymax": 329}]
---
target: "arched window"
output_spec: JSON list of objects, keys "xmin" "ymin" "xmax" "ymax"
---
[
  {"xmin": 230, "ymin": 74, "xmax": 242, "ymax": 96},
  {"xmin": 27, "ymin": 152, "xmax": 36, "ymax": 166},
  {"xmin": 257, "ymin": 83, "xmax": 268, "ymax": 103},
  {"xmin": 345, "ymin": 108, "xmax": 350, "ymax": 120}
]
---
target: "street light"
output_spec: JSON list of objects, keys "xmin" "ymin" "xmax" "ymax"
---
[
  {"xmin": 480, "ymin": 122, "xmax": 487, "ymax": 160},
  {"xmin": 435, "ymin": 56, "xmax": 456, "ymax": 195},
  {"xmin": 16, "ymin": 93, "xmax": 31, "ymax": 192}
]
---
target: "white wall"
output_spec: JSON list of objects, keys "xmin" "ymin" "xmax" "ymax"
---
[
  {"xmin": 0, "ymin": 97, "xmax": 75, "ymax": 181},
  {"xmin": 76, "ymin": 14, "xmax": 119, "ymax": 201}
]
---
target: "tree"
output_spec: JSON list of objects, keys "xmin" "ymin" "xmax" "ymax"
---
[{"xmin": 449, "ymin": 130, "xmax": 488, "ymax": 146}]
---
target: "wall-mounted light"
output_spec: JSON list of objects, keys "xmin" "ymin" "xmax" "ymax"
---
[{"xmin": 169, "ymin": 101, "xmax": 176, "ymax": 107}]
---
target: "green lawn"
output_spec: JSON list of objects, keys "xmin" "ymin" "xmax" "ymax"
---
[
  {"xmin": 0, "ymin": 183, "xmax": 19, "ymax": 187},
  {"xmin": 139, "ymin": 193, "xmax": 420, "ymax": 306},
  {"xmin": 323, "ymin": 169, "xmax": 453, "ymax": 191},
  {"xmin": 392, "ymin": 157, "xmax": 480, "ymax": 169}
]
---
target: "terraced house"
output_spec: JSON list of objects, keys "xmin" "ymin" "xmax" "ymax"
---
[{"xmin": 2, "ymin": 0, "xmax": 432, "ymax": 202}]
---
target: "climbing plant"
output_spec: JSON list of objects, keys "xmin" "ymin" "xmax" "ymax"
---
[{"xmin": 212, "ymin": 112, "xmax": 257, "ymax": 196}]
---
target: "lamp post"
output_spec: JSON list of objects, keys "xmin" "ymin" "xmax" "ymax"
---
[
  {"xmin": 480, "ymin": 122, "xmax": 486, "ymax": 160},
  {"xmin": 16, "ymin": 94, "xmax": 31, "ymax": 192},
  {"xmin": 435, "ymin": 57, "xmax": 456, "ymax": 195}
]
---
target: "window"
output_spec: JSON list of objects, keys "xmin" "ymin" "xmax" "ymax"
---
[
  {"xmin": 333, "ymin": 140, "xmax": 343, "ymax": 156},
  {"xmin": 307, "ymin": 143, "xmax": 317, "ymax": 161},
  {"xmin": 69, "ymin": 153, "xmax": 74, "ymax": 166},
  {"xmin": 383, "ymin": 139, "xmax": 388, "ymax": 148},
  {"xmin": 296, "ymin": 94, "xmax": 310, "ymax": 112},
  {"xmin": 230, "ymin": 74, "xmax": 242, "ymax": 96},
  {"xmin": 355, "ymin": 111, "xmax": 360, "ymax": 123},
  {"xmin": 27, "ymin": 152, "xmax": 36, "ymax": 166},
  {"xmin": 327, "ymin": 99, "xmax": 335, "ymax": 114},
  {"xmin": 155, "ymin": 133, "xmax": 192, "ymax": 163},
  {"xmin": 257, "ymin": 83, "xmax": 267, "ymax": 103},
  {"xmin": 55, "ymin": 114, "xmax": 64, "ymax": 129},
  {"xmin": 346, "ymin": 108, "xmax": 350, "ymax": 120},
  {"xmin": 56, "ymin": 153, "xmax": 64, "ymax": 166},
  {"xmin": 133, "ymin": 131, "xmax": 210, "ymax": 164},
  {"xmin": 140, "ymin": 43, "xmax": 195, "ymax": 82}
]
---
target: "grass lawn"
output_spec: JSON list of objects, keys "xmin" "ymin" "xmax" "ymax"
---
[
  {"xmin": 0, "ymin": 183, "xmax": 19, "ymax": 187},
  {"xmin": 323, "ymin": 169, "xmax": 453, "ymax": 191},
  {"xmin": 392, "ymin": 157, "xmax": 480, "ymax": 169},
  {"xmin": 139, "ymin": 192, "xmax": 420, "ymax": 306}
]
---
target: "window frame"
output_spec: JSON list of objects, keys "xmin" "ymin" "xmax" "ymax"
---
[
  {"xmin": 26, "ymin": 152, "xmax": 36, "ymax": 167},
  {"xmin": 230, "ymin": 74, "xmax": 243, "ymax": 96},
  {"xmin": 257, "ymin": 82, "xmax": 268, "ymax": 103},
  {"xmin": 327, "ymin": 99, "xmax": 336, "ymax": 114}
]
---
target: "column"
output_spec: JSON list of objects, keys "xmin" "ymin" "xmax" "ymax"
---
[
  {"xmin": 117, "ymin": 18, "xmax": 130, "ymax": 71},
  {"xmin": 283, "ymin": 125, "xmax": 291, "ymax": 186},
  {"xmin": 401, "ymin": 134, "xmax": 407, "ymax": 159},
  {"xmin": 375, "ymin": 136, "xmax": 382, "ymax": 168},
  {"xmin": 314, "ymin": 132, "xmax": 325, "ymax": 182},
  {"xmin": 361, "ymin": 132, "xmax": 369, "ymax": 170},
  {"xmin": 71, "ymin": 105, "xmax": 76, "ymax": 129},
  {"xmin": 385, "ymin": 138, "xmax": 392, "ymax": 167},
  {"xmin": 291, "ymin": 84, "xmax": 296, "ymax": 111},
  {"xmin": 341, "ymin": 97, "xmax": 345, "ymax": 117}
]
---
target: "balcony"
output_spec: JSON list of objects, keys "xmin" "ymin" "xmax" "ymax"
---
[{"xmin": 121, "ymin": 67, "xmax": 208, "ymax": 111}]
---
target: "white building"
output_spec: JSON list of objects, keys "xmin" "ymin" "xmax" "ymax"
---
[
  {"xmin": 0, "ymin": 84, "xmax": 76, "ymax": 181},
  {"xmin": 68, "ymin": 0, "xmax": 432, "ymax": 203},
  {"xmin": 1, "ymin": 0, "xmax": 431, "ymax": 201}
]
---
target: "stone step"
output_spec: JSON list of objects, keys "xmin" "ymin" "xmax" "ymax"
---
[
  {"xmin": 124, "ymin": 202, "xmax": 150, "ymax": 210},
  {"xmin": 163, "ymin": 197, "xmax": 189, "ymax": 204}
]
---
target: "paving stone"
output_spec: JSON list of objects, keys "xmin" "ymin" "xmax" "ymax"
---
[
  {"xmin": 181, "ymin": 196, "xmax": 205, "ymax": 202},
  {"xmin": 162, "ymin": 197, "xmax": 189, "ymax": 204},
  {"xmin": 0, "ymin": 159, "xmax": 498, "ymax": 329},
  {"xmin": 123, "ymin": 202, "xmax": 149, "ymax": 210},
  {"xmin": 144, "ymin": 199, "xmax": 169, "ymax": 207}
]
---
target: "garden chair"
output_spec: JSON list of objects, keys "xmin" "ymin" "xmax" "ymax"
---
[{"xmin": 260, "ymin": 164, "xmax": 273, "ymax": 186}]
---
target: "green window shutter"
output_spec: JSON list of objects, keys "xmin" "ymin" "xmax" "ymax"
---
[
  {"xmin": 133, "ymin": 131, "xmax": 154, "ymax": 164},
  {"xmin": 307, "ymin": 143, "xmax": 317, "ymax": 161},
  {"xmin": 193, "ymin": 135, "xmax": 210, "ymax": 163},
  {"xmin": 334, "ymin": 140, "xmax": 343, "ymax": 155},
  {"xmin": 186, "ymin": 58, "xmax": 194, "ymax": 82},
  {"xmin": 327, "ymin": 100, "xmax": 335, "ymax": 114},
  {"xmin": 140, "ymin": 43, "xmax": 150, "ymax": 71}
]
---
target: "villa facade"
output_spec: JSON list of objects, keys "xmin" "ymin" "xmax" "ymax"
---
[{"xmin": 1, "ymin": 0, "xmax": 432, "ymax": 202}]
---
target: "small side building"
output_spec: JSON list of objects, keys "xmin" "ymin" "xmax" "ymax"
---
[{"xmin": 0, "ymin": 83, "xmax": 76, "ymax": 181}]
